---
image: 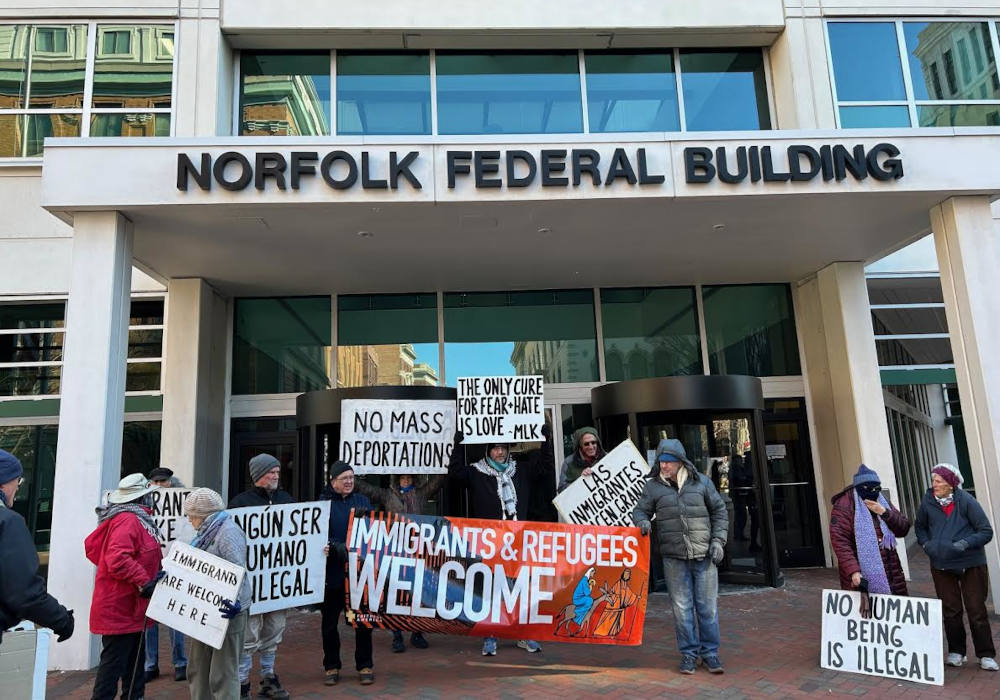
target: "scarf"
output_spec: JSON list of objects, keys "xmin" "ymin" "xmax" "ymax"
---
[
  {"xmin": 191, "ymin": 511, "xmax": 228, "ymax": 551},
  {"xmin": 935, "ymin": 494, "xmax": 954, "ymax": 508},
  {"xmin": 852, "ymin": 490, "xmax": 895, "ymax": 594},
  {"xmin": 474, "ymin": 458, "xmax": 519, "ymax": 520},
  {"xmin": 96, "ymin": 502, "xmax": 161, "ymax": 542}
]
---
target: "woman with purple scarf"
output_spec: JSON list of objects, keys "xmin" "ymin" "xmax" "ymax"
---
[{"xmin": 829, "ymin": 464, "xmax": 910, "ymax": 596}]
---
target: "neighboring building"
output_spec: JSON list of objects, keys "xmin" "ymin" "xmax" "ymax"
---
[{"xmin": 1, "ymin": 1, "xmax": 999, "ymax": 670}]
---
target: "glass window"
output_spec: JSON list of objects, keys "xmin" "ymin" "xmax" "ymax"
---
[
  {"xmin": 679, "ymin": 50, "xmax": 770, "ymax": 131},
  {"xmin": 90, "ymin": 112, "xmax": 170, "ymax": 137},
  {"xmin": 600, "ymin": 287, "xmax": 701, "ymax": 380},
  {"xmin": 0, "ymin": 303, "xmax": 64, "ymax": 329},
  {"xmin": 0, "ymin": 424, "xmax": 58, "ymax": 548},
  {"xmin": 121, "ymin": 420, "xmax": 161, "ymax": 477},
  {"xmin": 828, "ymin": 22, "xmax": 906, "ymax": 102},
  {"xmin": 240, "ymin": 51, "xmax": 330, "ymax": 136},
  {"xmin": 0, "ymin": 25, "xmax": 31, "ymax": 109},
  {"xmin": 93, "ymin": 25, "xmax": 174, "ymax": 108},
  {"xmin": 0, "ymin": 303, "xmax": 65, "ymax": 397},
  {"xmin": 233, "ymin": 297, "xmax": 332, "ymax": 394},
  {"xmin": 585, "ymin": 51, "xmax": 680, "ymax": 132},
  {"xmin": 839, "ymin": 105, "xmax": 911, "ymax": 128},
  {"xmin": 28, "ymin": 24, "xmax": 86, "ymax": 109},
  {"xmin": 443, "ymin": 290, "xmax": 598, "ymax": 383},
  {"xmin": 702, "ymin": 284, "xmax": 800, "ymax": 376},
  {"xmin": 0, "ymin": 114, "xmax": 22, "ymax": 157},
  {"xmin": 904, "ymin": 22, "xmax": 999, "ymax": 101},
  {"xmin": 336, "ymin": 52, "xmax": 431, "ymax": 135},
  {"xmin": 918, "ymin": 103, "xmax": 1000, "ymax": 126},
  {"xmin": 337, "ymin": 293, "xmax": 439, "ymax": 387},
  {"xmin": 436, "ymin": 51, "xmax": 583, "ymax": 134},
  {"xmin": 24, "ymin": 113, "xmax": 81, "ymax": 155}
]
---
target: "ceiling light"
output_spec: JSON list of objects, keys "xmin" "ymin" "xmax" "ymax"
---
[
  {"xmin": 712, "ymin": 223, "xmax": 726, "ymax": 231},
  {"xmin": 537, "ymin": 227, "xmax": 551, "ymax": 235},
  {"xmin": 358, "ymin": 230, "xmax": 374, "ymax": 238}
]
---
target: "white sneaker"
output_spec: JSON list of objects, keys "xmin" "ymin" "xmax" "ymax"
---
[
  {"xmin": 516, "ymin": 639, "xmax": 541, "ymax": 653},
  {"xmin": 946, "ymin": 653, "xmax": 967, "ymax": 667},
  {"xmin": 980, "ymin": 657, "xmax": 999, "ymax": 671}
]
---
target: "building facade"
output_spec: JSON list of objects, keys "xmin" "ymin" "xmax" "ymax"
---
[{"xmin": 1, "ymin": 1, "xmax": 1000, "ymax": 670}]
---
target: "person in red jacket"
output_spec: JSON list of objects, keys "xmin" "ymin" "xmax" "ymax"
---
[{"xmin": 85, "ymin": 473, "xmax": 165, "ymax": 700}]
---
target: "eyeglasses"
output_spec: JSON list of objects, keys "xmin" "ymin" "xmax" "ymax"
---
[
  {"xmin": 581, "ymin": 441, "xmax": 598, "ymax": 447},
  {"xmin": 17, "ymin": 477, "xmax": 24, "ymax": 487}
]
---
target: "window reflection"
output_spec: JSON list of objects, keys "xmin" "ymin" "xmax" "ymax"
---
[
  {"xmin": 904, "ymin": 22, "xmax": 1000, "ymax": 101},
  {"xmin": 90, "ymin": 112, "xmax": 170, "ymax": 137},
  {"xmin": 240, "ymin": 51, "xmax": 330, "ymax": 136},
  {"xmin": 0, "ymin": 25, "xmax": 30, "ymax": 109},
  {"xmin": 680, "ymin": 50, "xmax": 770, "ymax": 131},
  {"xmin": 828, "ymin": 22, "xmax": 906, "ymax": 102},
  {"xmin": 585, "ymin": 51, "xmax": 680, "ymax": 133},
  {"xmin": 337, "ymin": 52, "xmax": 431, "ymax": 135},
  {"xmin": 702, "ymin": 284, "xmax": 800, "ymax": 377},
  {"xmin": 92, "ymin": 25, "xmax": 174, "ymax": 108},
  {"xmin": 28, "ymin": 24, "xmax": 87, "ymax": 109}
]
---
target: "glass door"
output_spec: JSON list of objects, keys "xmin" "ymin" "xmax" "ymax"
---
[{"xmin": 229, "ymin": 418, "xmax": 298, "ymax": 500}]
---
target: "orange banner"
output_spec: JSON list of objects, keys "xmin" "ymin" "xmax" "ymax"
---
[{"xmin": 345, "ymin": 511, "xmax": 649, "ymax": 645}]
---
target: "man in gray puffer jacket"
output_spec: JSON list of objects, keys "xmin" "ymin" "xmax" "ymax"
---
[{"xmin": 632, "ymin": 438, "xmax": 728, "ymax": 675}]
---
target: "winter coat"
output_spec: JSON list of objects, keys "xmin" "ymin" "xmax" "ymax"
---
[
  {"xmin": 228, "ymin": 486, "xmax": 295, "ymax": 508},
  {"xmin": 84, "ymin": 510, "xmax": 162, "ymax": 635},
  {"xmin": 631, "ymin": 465, "xmax": 728, "ymax": 560},
  {"xmin": 448, "ymin": 433, "xmax": 554, "ymax": 521},
  {"xmin": 0, "ymin": 500, "xmax": 72, "ymax": 643},
  {"xmin": 915, "ymin": 487, "xmax": 993, "ymax": 572},
  {"xmin": 558, "ymin": 428, "xmax": 606, "ymax": 492},
  {"xmin": 828, "ymin": 486, "xmax": 910, "ymax": 595},
  {"xmin": 354, "ymin": 474, "xmax": 445, "ymax": 515},
  {"xmin": 194, "ymin": 514, "xmax": 253, "ymax": 608},
  {"xmin": 320, "ymin": 485, "xmax": 371, "ymax": 590}
]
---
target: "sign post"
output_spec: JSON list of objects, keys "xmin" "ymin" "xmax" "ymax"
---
[
  {"xmin": 339, "ymin": 399, "xmax": 456, "ymax": 474},
  {"xmin": 552, "ymin": 439, "xmax": 649, "ymax": 527}
]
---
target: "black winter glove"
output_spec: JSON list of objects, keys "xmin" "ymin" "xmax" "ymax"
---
[
  {"xmin": 56, "ymin": 609, "xmax": 74, "ymax": 642},
  {"xmin": 638, "ymin": 522, "xmax": 651, "ymax": 536},
  {"xmin": 138, "ymin": 570, "xmax": 166, "ymax": 599},
  {"xmin": 453, "ymin": 430, "xmax": 464, "ymax": 445},
  {"xmin": 541, "ymin": 423, "xmax": 552, "ymax": 439},
  {"xmin": 332, "ymin": 541, "xmax": 349, "ymax": 564}
]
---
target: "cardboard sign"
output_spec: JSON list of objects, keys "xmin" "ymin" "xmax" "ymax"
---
[
  {"xmin": 552, "ymin": 439, "xmax": 649, "ymax": 527},
  {"xmin": 150, "ymin": 487, "xmax": 196, "ymax": 552},
  {"xmin": 339, "ymin": 399, "xmax": 456, "ymax": 474},
  {"xmin": 457, "ymin": 375, "xmax": 545, "ymax": 443},
  {"xmin": 820, "ymin": 589, "xmax": 943, "ymax": 686},
  {"xmin": 147, "ymin": 542, "xmax": 246, "ymax": 650},
  {"xmin": 346, "ymin": 511, "xmax": 649, "ymax": 645},
  {"xmin": 230, "ymin": 501, "xmax": 331, "ymax": 614}
]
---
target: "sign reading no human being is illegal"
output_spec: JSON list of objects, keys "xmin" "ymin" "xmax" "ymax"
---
[
  {"xmin": 820, "ymin": 589, "xmax": 943, "ymax": 686},
  {"xmin": 146, "ymin": 542, "xmax": 246, "ymax": 650},
  {"xmin": 339, "ymin": 399, "xmax": 456, "ymax": 475},
  {"xmin": 457, "ymin": 375, "xmax": 544, "ymax": 444}
]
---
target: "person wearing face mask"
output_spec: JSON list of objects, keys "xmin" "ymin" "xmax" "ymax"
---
[
  {"xmin": 915, "ymin": 463, "xmax": 997, "ymax": 671},
  {"xmin": 829, "ymin": 465, "xmax": 910, "ymax": 602},
  {"xmin": 183, "ymin": 488, "xmax": 253, "ymax": 698},
  {"xmin": 228, "ymin": 453, "xmax": 295, "ymax": 700},
  {"xmin": 557, "ymin": 427, "xmax": 606, "ymax": 492},
  {"xmin": 447, "ymin": 422, "xmax": 553, "ymax": 656},
  {"xmin": 85, "ymin": 474, "xmax": 164, "ymax": 700},
  {"xmin": 0, "ymin": 449, "xmax": 74, "ymax": 647}
]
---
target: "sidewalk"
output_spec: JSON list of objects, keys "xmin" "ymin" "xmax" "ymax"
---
[{"xmin": 47, "ymin": 548, "xmax": 999, "ymax": 699}]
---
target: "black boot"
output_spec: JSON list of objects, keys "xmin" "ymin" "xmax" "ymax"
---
[
  {"xmin": 410, "ymin": 631, "xmax": 429, "ymax": 649},
  {"xmin": 391, "ymin": 630, "xmax": 405, "ymax": 653},
  {"xmin": 258, "ymin": 673, "xmax": 290, "ymax": 699}
]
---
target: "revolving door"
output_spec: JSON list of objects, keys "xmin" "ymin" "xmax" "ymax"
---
[{"xmin": 592, "ymin": 375, "xmax": 782, "ymax": 587}]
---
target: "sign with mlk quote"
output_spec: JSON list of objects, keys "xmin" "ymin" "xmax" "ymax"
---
[
  {"xmin": 147, "ymin": 542, "xmax": 245, "ymax": 649},
  {"xmin": 457, "ymin": 375, "xmax": 545, "ymax": 443},
  {"xmin": 552, "ymin": 439, "xmax": 649, "ymax": 527},
  {"xmin": 229, "ymin": 501, "xmax": 331, "ymax": 614},
  {"xmin": 340, "ymin": 399, "xmax": 456, "ymax": 475},
  {"xmin": 346, "ymin": 511, "xmax": 649, "ymax": 645},
  {"xmin": 821, "ymin": 589, "xmax": 943, "ymax": 685}
]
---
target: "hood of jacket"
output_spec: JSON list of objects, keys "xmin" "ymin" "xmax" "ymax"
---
[
  {"xmin": 571, "ymin": 427, "xmax": 605, "ymax": 463},
  {"xmin": 654, "ymin": 438, "xmax": 695, "ymax": 468}
]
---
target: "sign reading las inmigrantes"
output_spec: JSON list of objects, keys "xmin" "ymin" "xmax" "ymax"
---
[
  {"xmin": 345, "ymin": 512, "xmax": 649, "ymax": 645},
  {"xmin": 339, "ymin": 399, "xmax": 456, "ymax": 474},
  {"xmin": 552, "ymin": 439, "xmax": 649, "ymax": 527}
]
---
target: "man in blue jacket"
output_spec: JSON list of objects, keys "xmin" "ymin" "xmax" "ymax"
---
[{"xmin": 319, "ymin": 460, "xmax": 374, "ymax": 687}]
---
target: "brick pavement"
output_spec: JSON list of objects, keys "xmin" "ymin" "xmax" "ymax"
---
[{"xmin": 47, "ymin": 548, "xmax": 1000, "ymax": 699}]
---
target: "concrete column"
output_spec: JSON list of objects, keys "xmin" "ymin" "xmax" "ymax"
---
[
  {"xmin": 47, "ymin": 212, "xmax": 133, "ymax": 670},
  {"xmin": 767, "ymin": 14, "xmax": 836, "ymax": 130},
  {"xmin": 159, "ymin": 278, "xmax": 228, "ymax": 490},
  {"xmin": 795, "ymin": 261, "xmax": 908, "ymax": 576},
  {"xmin": 930, "ymin": 196, "xmax": 1000, "ymax": 605},
  {"xmin": 173, "ymin": 2, "xmax": 230, "ymax": 137}
]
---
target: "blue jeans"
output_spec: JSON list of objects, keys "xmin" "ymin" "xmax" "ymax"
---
[
  {"xmin": 662, "ymin": 557, "xmax": 721, "ymax": 659},
  {"xmin": 145, "ymin": 623, "xmax": 187, "ymax": 671}
]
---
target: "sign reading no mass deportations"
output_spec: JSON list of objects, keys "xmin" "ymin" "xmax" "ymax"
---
[
  {"xmin": 820, "ymin": 589, "xmax": 943, "ymax": 686},
  {"xmin": 552, "ymin": 439, "xmax": 649, "ymax": 527},
  {"xmin": 230, "ymin": 501, "xmax": 331, "ymax": 614},
  {"xmin": 340, "ymin": 399, "xmax": 456, "ymax": 474},
  {"xmin": 147, "ymin": 542, "xmax": 246, "ymax": 649},
  {"xmin": 345, "ymin": 511, "xmax": 649, "ymax": 645},
  {"xmin": 457, "ymin": 376, "xmax": 545, "ymax": 443}
]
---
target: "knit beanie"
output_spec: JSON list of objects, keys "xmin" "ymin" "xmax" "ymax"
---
[
  {"xmin": 852, "ymin": 464, "xmax": 880, "ymax": 486},
  {"xmin": 329, "ymin": 460, "xmax": 354, "ymax": 481},
  {"xmin": 932, "ymin": 463, "xmax": 963, "ymax": 489},
  {"xmin": 184, "ymin": 488, "xmax": 225, "ymax": 518},
  {"xmin": 249, "ymin": 453, "xmax": 280, "ymax": 483},
  {"xmin": 0, "ymin": 449, "xmax": 24, "ymax": 484}
]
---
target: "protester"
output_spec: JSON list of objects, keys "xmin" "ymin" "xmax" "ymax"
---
[
  {"xmin": 915, "ymin": 463, "xmax": 997, "ymax": 671},
  {"xmin": 0, "ymin": 449, "xmax": 74, "ymax": 646},
  {"xmin": 320, "ymin": 460, "xmax": 375, "ymax": 686},
  {"xmin": 558, "ymin": 427, "xmax": 606, "ymax": 492},
  {"xmin": 184, "ymin": 488, "xmax": 254, "ymax": 698},
  {"xmin": 632, "ymin": 438, "xmax": 728, "ymax": 675},
  {"xmin": 229, "ymin": 453, "xmax": 295, "ymax": 699},
  {"xmin": 354, "ymin": 471, "xmax": 444, "ymax": 653},
  {"xmin": 144, "ymin": 466, "xmax": 188, "ymax": 683},
  {"xmin": 448, "ymin": 423, "xmax": 553, "ymax": 655},
  {"xmin": 829, "ymin": 464, "xmax": 910, "ymax": 597},
  {"xmin": 85, "ymin": 473, "xmax": 164, "ymax": 700}
]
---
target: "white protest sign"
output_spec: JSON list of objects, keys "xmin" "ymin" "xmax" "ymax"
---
[
  {"xmin": 552, "ymin": 439, "xmax": 648, "ymax": 527},
  {"xmin": 820, "ymin": 589, "xmax": 943, "ymax": 686},
  {"xmin": 339, "ymin": 399, "xmax": 456, "ymax": 475},
  {"xmin": 147, "ymin": 542, "xmax": 245, "ymax": 650},
  {"xmin": 230, "ymin": 501, "xmax": 331, "ymax": 614},
  {"xmin": 457, "ymin": 375, "xmax": 545, "ymax": 444},
  {"xmin": 150, "ymin": 488, "xmax": 196, "ymax": 552}
]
